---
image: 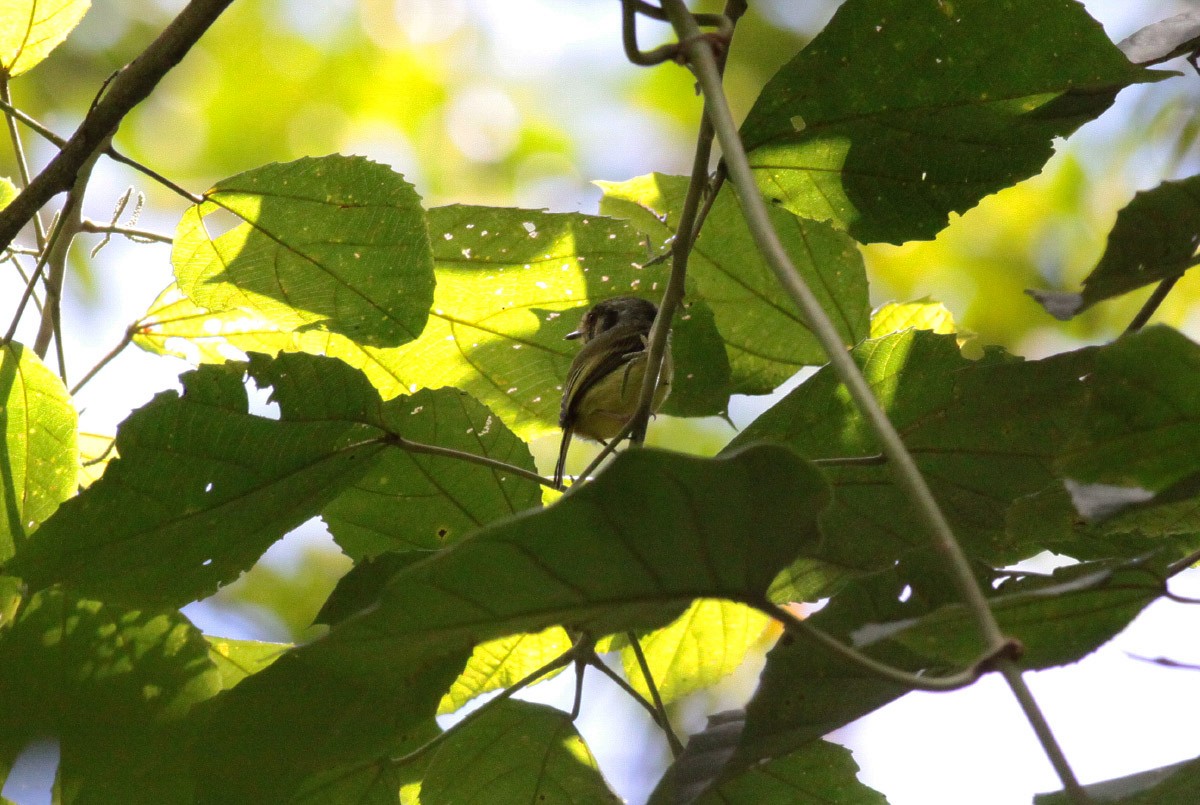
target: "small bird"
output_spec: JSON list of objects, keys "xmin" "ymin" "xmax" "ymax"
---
[{"xmin": 553, "ymin": 296, "xmax": 673, "ymax": 488}]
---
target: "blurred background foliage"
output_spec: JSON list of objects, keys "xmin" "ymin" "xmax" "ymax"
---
[{"xmin": 3, "ymin": 0, "xmax": 1198, "ymax": 662}]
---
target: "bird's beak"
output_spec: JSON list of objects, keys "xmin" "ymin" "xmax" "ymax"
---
[{"xmin": 564, "ymin": 329, "xmax": 584, "ymax": 340}]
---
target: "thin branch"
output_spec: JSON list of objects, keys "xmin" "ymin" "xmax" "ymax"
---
[
  {"xmin": 2, "ymin": 211, "xmax": 61, "ymax": 346},
  {"xmin": 625, "ymin": 632, "xmax": 676, "ymax": 742},
  {"xmin": 382, "ymin": 433, "xmax": 556, "ymax": 489},
  {"xmin": 80, "ymin": 220, "xmax": 172, "ymax": 244},
  {"xmin": 0, "ymin": 79, "xmax": 46, "ymax": 250},
  {"xmin": 1, "ymin": 251, "xmax": 42, "ymax": 313},
  {"xmin": 387, "ymin": 648, "xmax": 576, "ymax": 770},
  {"xmin": 764, "ymin": 603, "xmax": 996, "ymax": 692},
  {"xmin": 0, "ymin": 0, "xmax": 232, "ymax": 252},
  {"xmin": 1167, "ymin": 546, "xmax": 1200, "ymax": 577},
  {"xmin": 658, "ymin": 3, "xmax": 1086, "ymax": 800},
  {"xmin": 71, "ymin": 323, "xmax": 137, "ymax": 395},
  {"xmin": 33, "ymin": 136, "xmax": 108, "ymax": 362},
  {"xmin": 586, "ymin": 653, "xmax": 685, "ymax": 757},
  {"xmin": 1124, "ymin": 275, "xmax": 1181, "ymax": 334}
]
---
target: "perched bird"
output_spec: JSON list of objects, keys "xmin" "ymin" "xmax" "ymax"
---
[{"xmin": 553, "ymin": 296, "xmax": 673, "ymax": 487}]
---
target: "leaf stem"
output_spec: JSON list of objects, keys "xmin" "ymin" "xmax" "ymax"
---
[
  {"xmin": 658, "ymin": 2, "xmax": 1086, "ymax": 800},
  {"xmin": 0, "ymin": 79, "xmax": 46, "ymax": 251},
  {"xmin": 387, "ymin": 648, "xmax": 576, "ymax": 770},
  {"xmin": 625, "ymin": 631, "xmax": 677, "ymax": 747},
  {"xmin": 382, "ymin": 433, "xmax": 556, "ymax": 489},
  {"xmin": 762, "ymin": 602, "xmax": 996, "ymax": 692},
  {"xmin": 71, "ymin": 323, "xmax": 137, "ymax": 395},
  {"xmin": 587, "ymin": 651, "xmax": 685, "ymax": 757},
  {"xmin": 1124, "ymin": 275, "xmax": 1180, "ymax": 334}
]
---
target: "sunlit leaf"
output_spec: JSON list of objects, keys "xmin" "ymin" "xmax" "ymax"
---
[
  {"xmin": 0, "ymin": 341, "xmax": 77, "ymax": 563},
  {"xmin": 739, "ymin": 0, "xmax": 1164, "ymax": 243},
  {"xmin": 439, "ymin": 626, "xmax": 572, "ymax": 715},
  {"xmin": 76, "ymin": 431, "xmax": 114, "ymax": 488},
  {"xmin": 173, "ymin": 155, "xmax": 434, "ymax": 348},
  {"xmin": 9, "ymin": 354, "xmax": 391, "ymax": 608},
  {"xmin": 600, "ymin": 174, "xmax": 869, "ymax": 394},
  {"xmin": 623, "ymin": 599, "xmax": 770, "ymax": 706},
  {"xmin": 0, "ymin": 0, "xmax": 90, "ymax": 77},
  {"xmin": 206, "ymin": 638, "xmax": 288, "ymax": 691},
  {"xmin": 870, "ymin": 299, "xmax": 957, "ymax": 338},
  {"xmin": 422, "ymin": 701, "xmax": 620, "ymax": 804}
]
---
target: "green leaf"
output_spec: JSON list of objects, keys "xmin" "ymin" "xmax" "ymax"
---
[
  {"xmin": 439, "ymin": 626, "xmax": 572, "ymax": 715},
  {"xmin": 0, "ymin": 587, "xmax": 218, "ymax": 793},
  {"xmin": 372, "ymin": 204, "xmax": 676, "ymax": 436},
  {"xmin": 868, "ymin": 560, "xmax": 1165, "ymax": 670},
  {"xmin": 622, "ymin": 599, "xmax": 770, "ymax": 706},
  {"xmin": 194, "ymin": 651, "xmax": 463, "ymax": 804},
  {"xmin": 724, "ymin": 329, "xmax": 1094, "ymax": 570},
  {"xmin": 0, "ymin": 0, "xmax": 90, "ymax": 77},
  {"xmin": 739, "ymin": 0, "xmax": 1164, "ymax": 243},
  {"xmin": 0, "ymin": 176, "xmax": 16, "ymax": 208},
  {"xmin": 741, "ymin": 560, "xmax": 1162, "ymax": 764},
  {"xmin": 0, "ymin": 341, "xmax": 78, "ymax": 563},
  {"xmin": 1007, "ymin": 483, "xmax": 1200, "ymax": 563},
  {"xmin": 173, "ymin": 155, "xmax": 434, "ymax": 348},
  {"xmin": 290, "ymin": 721, "xmax": 440, "ymax": 805},
  {"xmin": 1036, "ymin": 753, "xmax": 1200, "ymax": 804},
  {"xmin": 422, "ymin": 701, "xmax": 620, "ymax": 805},
  {"xmin": 1030, "ymin": 176, "xmax": 1200, "ymax": 320},
  {"xmin": 600, "ymin": 174, "xmax": 869, "ymax": 394},
  {"xmin": 9, "ymin": 354, "xmax": 390, "ymax": 607},
  {"xmin": 323, "ymin": 386, "xmax": 542, "ymax": 558},
  {"xmin": 1061, "ymin": 327, "xmax": 1200, "ymax": 495},
  {"xmin": 206, "ymin": 638, "xmax": 288, "ymax": 691},
  {"xmin": 870, "ymin": 299, "xmax": 957, "ymax": 338},
  {"xmin": 197, "ymin": 446, "xmax": 827, "ymax": 799},
  {"xmin": 696, "ymin": 740, "xmax": 884, "ymax": 805}
]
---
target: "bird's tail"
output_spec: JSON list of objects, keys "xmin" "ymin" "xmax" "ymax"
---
[{"xmin": 553, "ymin": 427, "xmax": 573, "ymax": 489}]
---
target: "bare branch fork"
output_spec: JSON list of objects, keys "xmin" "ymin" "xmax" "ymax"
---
[
  {"xmin": 0, "ymin": 0, "xmax": 234, "ymax": 255},
  {"xmin": 623, "ymin": 1, "xmax": 1089, "ymax": 800}
]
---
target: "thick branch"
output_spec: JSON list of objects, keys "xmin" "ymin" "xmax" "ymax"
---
[{"xmin": 0, "ymin": 0, "xmax": 234, "ymax": 251}]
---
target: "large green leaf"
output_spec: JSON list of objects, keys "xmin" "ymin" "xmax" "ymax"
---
[
  {"xmin": 197, "ymin": 446, "xmax": 827, "ymax": 799},
  {"xmin": 600, "ymin": 174, "xmax": 869, "ymax": 394},
  {"xmin": 0, "ymin": 342, "xmax": 77, "ymax": 563},
  {"xmin": 739, "ymin": 0, "xmax": 1164, "ymax": 243},
  {"xmin": 8, "ymin": 354, "xmax": 390, "ymax": 607},
  {"xmin": 158, "ymin": 204, "xmax": 730, "ymax": 434},
  {"xmin": 322, "ymin": 386, "xmax": 542, "ymax": 559},
  {"xmin": 173, "ymin": 155, "xmax": 434, "ymax": 348},
  {"xmin": 724, "ymin": 329, "xmax": 1094, "ymax": 571},
  {"xmin": 0, "ymin": 0, "xmax": 90, "ymax": 77},
  {"xmin": 740, "ymin": 561, "xmax": 1163, "ymax": 765},
  {"xmin": 622, "ymin": 598, "xmax": 770, "ymax": 706},
  {"xmin": 1061, "ymin": 327, "xmax": 1200, "ymax": 494},
  {"xmin": 0, "ymin": 587, "xmax": 218, "ymax": 803},
  {"xmin": 1030, "ymin": 176, "xmax": 1200, "ymax": 319},
  {"xmin": 421, "ymin": 701, "xmax": 620, "ymax": 804}
]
